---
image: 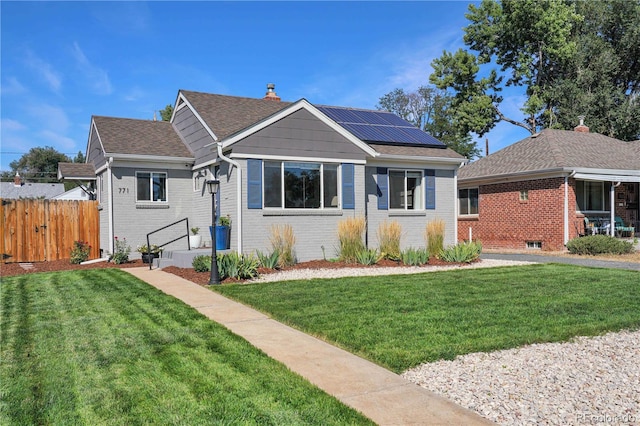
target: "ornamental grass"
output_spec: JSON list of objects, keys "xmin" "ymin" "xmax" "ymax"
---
[{"xmin": 337, "ymin": 216, "xmax": 366, "ymax": 263}]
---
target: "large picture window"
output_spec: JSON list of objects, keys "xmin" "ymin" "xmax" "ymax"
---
[
  {"xmin": 136, "ymin": 172, "xmax": 167, "ymax": 202},
  {"xmin": 263, "ymin": 161, "xmax": 339, "ymax": 209},
  {"xmin": 459, "ymin": 188, "xmax": 478, "ymax": 215},
  {"xmin": 389, "ymin": 170, "xmax": 423, "ymax": 210},
  {"xmin": 576, "ymin": 181, "xmax": 610, "ymax": 212}
]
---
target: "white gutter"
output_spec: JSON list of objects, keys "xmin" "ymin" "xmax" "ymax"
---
[
  {"xmin": 215, "ymin": 142, "xmax": 243, "ymax": 253},
  {"xmin": 107, "ymin": 157, "xmax": 114, "ymax": 254}
]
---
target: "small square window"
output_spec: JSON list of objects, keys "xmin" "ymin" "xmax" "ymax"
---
[
  {"xmin": 519, "ymin": 190, "xmax": 529, "ymax": 201},
  {"xmin": 526, "ymin": 241, "xmax": 542, "ymax": 249}
]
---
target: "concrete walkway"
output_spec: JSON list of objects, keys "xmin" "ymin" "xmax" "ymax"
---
[{"xmin": 126, "ymin": 267, "xmax": 493, "ymax": 426}]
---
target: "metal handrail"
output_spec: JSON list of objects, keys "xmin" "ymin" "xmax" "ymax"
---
[{"xmin": 145, "ymin": 217, "xmax": 191, "ymax": 270}]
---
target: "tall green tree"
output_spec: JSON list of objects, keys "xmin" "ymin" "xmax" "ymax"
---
[
  {"xmin": 159, "ymin": 104, "xmax": 174, "ymax": 122},
  {"xmin": 430, "ymin": 0, "xmax": 640, "ymax": 141},
  {"xmin": 377, "ymin": 86, "xmax": 481, "ymax": 159},
  {"xmin": 8, "ymin": 146, "xmax": 71, "ymax": 183},
  {"xmin": 73, "ymin": 150, "xmax": 86, "ymax": 163}
]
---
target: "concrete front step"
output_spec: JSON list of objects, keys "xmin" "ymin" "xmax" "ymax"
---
[{"xmin": 154, "ymin": 248, "xmax": 229, "ymax": 269}]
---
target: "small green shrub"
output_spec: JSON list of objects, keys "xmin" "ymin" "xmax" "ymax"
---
[
  {"xmin": 377, "ymin": 220, "xmax": 402, "ymax": 260},
  {"xmin": 566, "ymin": 235, "xmax": 634, "ymax": 255},
  {"xmin": 237, "ymin": 255, "xmax": 260, "ymax": 279},
  {"xmin": 110, "ymin": 237, "xmax": 131, "ymax": 264},
  {"xmin": 440, "ymin": 241, "xmax": 482, "ymax": 263},
  {"xmin": 355, "ymin": 248, "xmax": 383, "ymax": 265},
  {"xmin": 70, "ymin": 240, "xmax": 91, "ymax": 264},
  {"xmin": 401, "ymin": 247, "xmax": 430, "ymax": 266},
  {"xmin": 338, "ymin": 216, "xmax": 366, "ymax": 263},
  {"xmin": 215, "ymin": 252, "xmax": 260, "ymax": 280},
  {"xmin": 256, "ymin": 250, "xmax": 280, "ymax": 269},
  {"xmin": 192, "ymin": 255, "xmax": 211, "ymax": 272}
]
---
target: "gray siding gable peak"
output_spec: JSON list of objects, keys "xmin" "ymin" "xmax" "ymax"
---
[{"xmin": 218, "ymin": 99, "xmax": 379, "ymax": 158}]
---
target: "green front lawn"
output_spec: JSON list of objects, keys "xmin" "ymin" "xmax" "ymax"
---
[
  {"xmin": 0, "ymin": 269, "xmax": 373, "ymax": 425},
  {"xmin": 215, "ymin": 264, "xmax": 640, "ymax": 373}
]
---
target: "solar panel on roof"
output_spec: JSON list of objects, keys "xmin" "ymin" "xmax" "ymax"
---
[
  {"xmin": 350, "ymin": 110, "xmax": 392, "ymax": 125},
  {"xmin": 317, "ymin": 105, "xmax": 445, "ymax": 147},
  {"xmin": 377, "ymin": 112, "xmax": 415, "ymax": 127}
]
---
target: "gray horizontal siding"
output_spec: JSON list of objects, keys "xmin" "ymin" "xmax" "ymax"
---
[
  {"xmin": 232, "ymin": 109, "xmax": 367, "ymax": 161},
  {"xmin": 174, "ymin": 106, "xmax": 217, "ymax": 165},
  {"xmin": 240, "ymin": 160, "xmax": 366, "ymax": 261}
]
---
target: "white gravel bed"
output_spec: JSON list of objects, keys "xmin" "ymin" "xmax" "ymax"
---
[
  {"xmin": 247, "ymin": 258, "xmax": 533, "ymax": 283},
  {"xmin": 402, "ymin": 330, "xmax": 640, "ymax": 425}
]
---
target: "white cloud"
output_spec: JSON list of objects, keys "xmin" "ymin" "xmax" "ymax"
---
[
  {"xmin": 24, "ymin": 50, "xmax": 62, "ymax": 93},
  {"xmin": 0, "ymin": 77, "xmax": 27, "ymax": 96},
  {"xmin": 25, "ymin": 103, "xmax": 70, "ymax": 134},
  {"xmin": 0, "ymin": 118, "xmax": 27, "ymax": 132},
  {"xmin": 38, "ymin": 130, "xmax": 77, "ymax": 151},
  {"xmin": 71, "ymin": 42, "xmax": 113, "ymax": 95}
]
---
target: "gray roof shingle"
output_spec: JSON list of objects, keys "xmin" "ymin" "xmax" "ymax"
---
[
  {"xmin": 459, "ymin": 129, "xmax": 640, "ymax": 181},
  {"xmin": 180, "ymin": 90, "xmax": 292, "ymax": 140},
  {"xmin": 93, "ymin": 116, "xmax": 193, "ymax": 158},
  {"xmin": 57, "ymin": 163, "xmax": 96, "ymax": 180},
  {"xmin": 0, "ymin": 182, "xmax": 65, "ymax": 199}
]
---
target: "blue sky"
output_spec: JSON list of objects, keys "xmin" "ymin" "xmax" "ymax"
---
[{"xmin": 1, "ymin": 1, "xmax": 530, "ymax": 173}]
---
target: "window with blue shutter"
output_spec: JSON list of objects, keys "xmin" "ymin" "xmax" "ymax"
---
[
  {"xmin": 342, "ymin": 163, "xmax": 355, "ymax": 209},
  {"xmin": 377, "ymin": 167, "xmax": 388, "ymax": 210},
  {"xmin": 247, "ymin": 159, "xmax": 262, "ymax": 209},
  {"xmin": 425, "ymin": 169, "xmax": 436, "ymax": 210}
]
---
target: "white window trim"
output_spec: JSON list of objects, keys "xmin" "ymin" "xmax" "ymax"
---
[
  {"xmin": 263, "ymin": 161, "xmax": 341, "ymax": 210},
  {"xmin": 135, "ymin": 171, "xmax": 168, "ymax": 203},
  {"xmin": 388, "ymin": 169, "xmax": 424, "ymax": 211}
]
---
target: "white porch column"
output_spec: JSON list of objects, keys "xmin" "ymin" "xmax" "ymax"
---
[{"xmin": 610, "ymin": 183, "xmax": 616, "ymax": 236}]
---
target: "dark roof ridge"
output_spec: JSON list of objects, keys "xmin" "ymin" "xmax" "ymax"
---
[{"xmin": 179, "ymin": 89, "xmax": 293, "ymax": 105}]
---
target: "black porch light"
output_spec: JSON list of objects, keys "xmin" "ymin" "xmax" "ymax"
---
[{"xmin": 206, "ymin": 178, "xmax": 221, "ymax": 285}]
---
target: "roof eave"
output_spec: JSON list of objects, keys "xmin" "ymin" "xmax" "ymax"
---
[{"xmin": 374, "ymin": 154, "xmax": 467, "ymax": 165}]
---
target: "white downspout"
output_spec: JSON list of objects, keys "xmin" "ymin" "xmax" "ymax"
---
[
  {"xmin": 216, "ymin": 143, "xmax": 243, "ymax": 253},
  {"xmin": 107, "ymin": 157, "xmax": 114, "ymax": 254},
  {"xmin": 564, "ymin": 171, "xmax": 576, "ymax": 245}
]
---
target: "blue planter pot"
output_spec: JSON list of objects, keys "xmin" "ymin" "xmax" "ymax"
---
[{"xmin": 210, "ymin": 225, "xmax": 230, "ymax": 250}]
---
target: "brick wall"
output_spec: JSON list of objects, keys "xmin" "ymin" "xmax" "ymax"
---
[{"xmin": 458, "ymin": 177, "xmax": 582, "ymax": 251}]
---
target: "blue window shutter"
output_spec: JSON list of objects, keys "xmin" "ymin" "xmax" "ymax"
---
[
  {"xmin": 425, "ymin": 169, "xmax": 436, "ymax": 210},
  {"xmin": 342, "ymin": 163, "xmax": 355, "ymax": 209},
  {"xmin": 247, "ymin": 159, "xmax": 262, "ymax": 209},
  {"xmin": 377, "ymin": 167, "xmax": 388, "ymax": 210}
]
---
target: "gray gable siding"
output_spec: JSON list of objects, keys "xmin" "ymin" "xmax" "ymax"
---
[
  {"xmin": 173, "ymin": 105, "xmax": 217, "ymax": 165},
  {"xmin": 365, "ymin": 167, "xmax": 457, "ymax": 250},
  {"xmin": 231, "ymin": 109, "xmax": 367, "ymax": 161},
  {"xmin": 88, "ymin": 127, "xmax": 107, "ymax": 170}
]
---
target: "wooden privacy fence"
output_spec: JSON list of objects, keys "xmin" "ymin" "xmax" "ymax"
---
[{"xmin": 1, "ymin": 199, "xmax": 100, "ymax": 263}]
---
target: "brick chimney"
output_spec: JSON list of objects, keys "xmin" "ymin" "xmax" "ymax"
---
[
  {"xmin": 14, "ymin": 172, "xmax": 22, "ymax": 187},
  {"xmin": 574, "ymin": 115, "xmax": 589, "ymax": 133},
  {"xmin": 264, "ymin": 83, "xmax": 280, "ymax": 101}
]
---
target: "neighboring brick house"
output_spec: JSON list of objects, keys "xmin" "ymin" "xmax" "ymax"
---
[
  {"xmin": 457, "ymin": 122, "xmax": 640, "ymax": 251},
  {"xmin": 59, "ymin": 85, "xmax": 466, "ymax": 261}
]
